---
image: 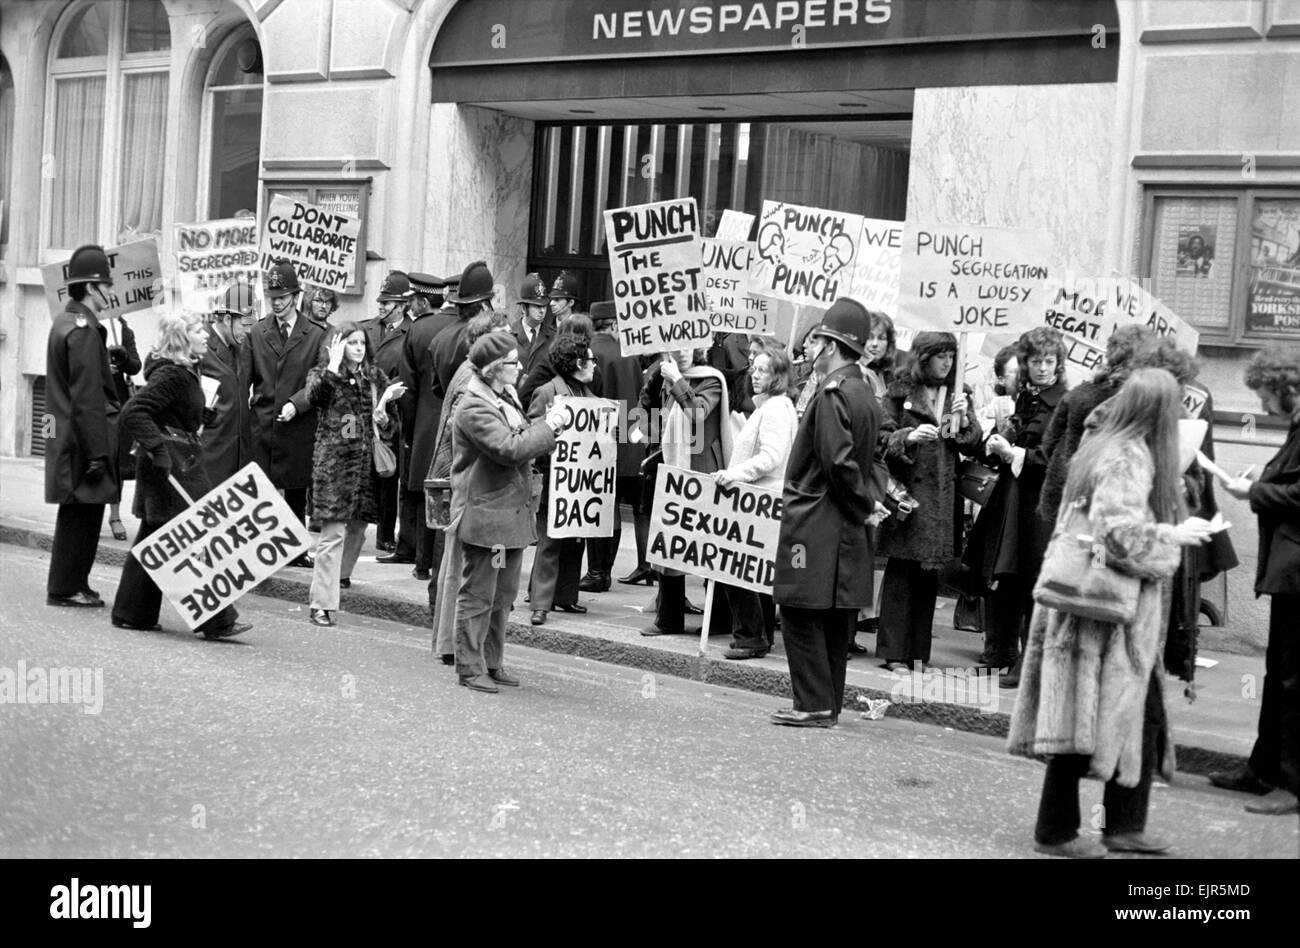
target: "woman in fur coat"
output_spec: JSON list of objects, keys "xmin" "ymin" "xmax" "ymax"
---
[{"xmin": 1008, "ymin": 368, "xmax": 1217, "ymax": 858}]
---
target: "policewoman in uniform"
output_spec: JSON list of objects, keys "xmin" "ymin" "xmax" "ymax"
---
[
  {"xmin": 771, "ymin": 299, "xmax": 886, "ymax": 727},
  {"xmin": 44, "ymin": 245, "xmax": 122, "ymax": 607},
  {"xmin": 362, "ymin": 270, "xmax": 412, "ymax": 556}
]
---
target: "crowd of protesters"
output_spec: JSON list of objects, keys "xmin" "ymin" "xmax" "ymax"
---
[{"xmin": 43, "ymin": 241, "xmax": 1300, "ymax": 849}]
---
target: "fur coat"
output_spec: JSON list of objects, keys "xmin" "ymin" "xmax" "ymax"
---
[
  {"xmin": 1007, "ymin": 438, "xmax": 1182, "ymax": 787},
  {"xmin": 305, "ymin": 362, "xmax": 395, "ymax": 524}
]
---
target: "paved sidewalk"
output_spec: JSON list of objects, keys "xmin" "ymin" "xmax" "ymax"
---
[{"xmin": 0, "ymin": 457, "xmax": 1267, "ymax": 774}]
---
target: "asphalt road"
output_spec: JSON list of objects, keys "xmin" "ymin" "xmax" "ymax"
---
[{"xmin": 1, "ymin": 544, "xmax": 1294, "ymax": 859}]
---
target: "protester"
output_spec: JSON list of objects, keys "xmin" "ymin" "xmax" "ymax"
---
[
  {"xmin": 110, "ymin": 312, "xmax": 252, "ymax": 639},
  {"xmin": 876, "ymin": 331, "xmax": 983, "ymax": 672},
  {"xmin": 640, "ymin": 347, "xmax": 732, "ymax": 637},
  {"xmin": 771, "ymin": 300, "xmax": 886, "ymax": 726},
  {"xmin": 199, "ymin": 283, "xmax": 255, "ymax": 485},
  {"xmin": 430, "ymin": 260, "xmax": 495, "ymax": 399},
  {"xmin": 450, "ymin": 333, "xmax": 568, "ymax": 693},
  {"xmin": 518, "ymin": 313, "xmax": 600, "ymax": 407},
  {"xmin": 527, "ymin": 334, "xmax": 598, "ymax": 626},
  {"xmin": 427, "ymin": 312, "xmax": 513, "ymax": 664},
  {"xmin": 1214, "ymin": 347, "xmax": 1300, "ymax": 816},
  {"xmin": 585, "ymin": 300, "xmax": 649, "ymax": 591},
  {"xmin": 1008, "ymin": 368, "xmax": 1217, "ymax": 857},
  {"xmin": 44, "ymin": 245, "xmax": 121, "ymax": 608},
  {"xmin": 242, "ymin": 261, "xmax": 328, "ymax": 567},
  {"xmin": 961, "ymin": 327, "xmax": 1069, "ymax": 681},
  {"xmin": 716, "ymin": 342, "xmax": 798, "ymax": 659},
  {"xmin": 510, "ymin": 272, "xmax": 557, "ymax": 383},
  {"xmin": 362, "ymin": 271, "xmax": 411, "ymax": 559},
  {"xmin": 304, "ymin": 324, "xmax": 405, "ymax": 627},
  {"xmin": 306, "ymin": 286, "xmax": 340, "ymax": 328}
]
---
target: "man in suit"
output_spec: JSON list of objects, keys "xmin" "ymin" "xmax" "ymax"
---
[
  {"xmin": 241, "ymin": 260, "xmax": 328, "ymax": 568},
  {"xmin": 509, "ymin": 273, "xmax": 556, "ymax": 384},
  {"xmin": 44, "ymin": 245, "xmax": 121, "ymax": 607},
  {"xmin": 200, "ymin": 283, "xmax": 255, "ymax": 484},
  {"xmin": 363, "ymin": 271, "xmax": 412, "ymax": 557}
]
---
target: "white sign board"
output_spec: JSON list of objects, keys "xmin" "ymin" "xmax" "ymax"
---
[
  {"xmin": 702, "ymin": 238, "xmax": 773, "ymax": 335},
  {"xmin": 547, "ymin": 396, "xmax": 618, "ymax": 539},
  {"xmin": 42, "ymin": 238, "xmax": 164, "ymax": 320},
  {"xmin": 259, "ymin": 194, "xmax": 361, "ymax": 291},
  {"xmin": 174, "ymin": 218, "xmax": 261, "ymax": 312}
]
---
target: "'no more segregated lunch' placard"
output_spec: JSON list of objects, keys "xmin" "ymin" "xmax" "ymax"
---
[
  {"xmin": 131, "ymin": 464, "xmax": 311, "ymax": 630},
  {"xmin": 546, "ymin": 396, "xmax": 618, "ymax": 539},
  {"xmin": 259, "ymin": 195, "xmax": 360, "ymax": 291},
  {"xmin": 647, "ymin": 465, "xmax": 783, "ymax": 595},
  {"xmin": 174, "ymin": 218, "xmax": 260, "ymax": 311},
  {"xmin": 604, "ymin": 198, "xmax": 711, "ymax": 357}
]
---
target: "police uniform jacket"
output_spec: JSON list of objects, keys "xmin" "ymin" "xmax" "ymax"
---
[
  {"xmin": 398, "ymin": 308, "xmax": 460, "ymax": 491},
  {"xmin": 199, "ymin": 325, "xmax": 252, "ymax": 485},
  {"xmin": 509, "ymin": 313, "xmax": 556, "ymax": 385},
  {"xmin": 44, "ymin": 300, "xmax": 121, "ymax": 505},
  {"xmin": 773, "ymin": 363, "xmax": 881, "ymax": 610}
]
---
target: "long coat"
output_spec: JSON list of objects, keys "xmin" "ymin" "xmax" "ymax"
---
[
  {"xmin": 1250, "ymin": 416, "xmax": 1300, "ymax": 596},
  {"xmin": 509, "ymin": 313, "xmax": 557, "ymax": 386},
  {"xmin": 241, "ymin": 312, "xmax": 328, "ymax": 489},
  {"xmin": 304, "ymin": 361, "xmax": 395, "ymax": 524},
  {"xmin": 44, "ymin": 300, "xmax": 121, "ymax": 505},
  {"xmin": 199, "ymin": 326, "xmax": 252, "ymax": 485},
  {"xmin": 450, "ymin": 376, "xmax": 556, "ymax": 550},
  {"xmin": 877, "ymin": 374, "xmax": 983, "ymax": 568},
  {"xmin": 773, "ymin": 364, "xmax": 882, "ymax": 610},
  {"xmin": 590, "ymin": 331, "xmax": 647, "ymax": 477},
  {"xmin": 399, "ymin": 308, "xmax": 460, "ymax": 491},
  {"xmin": 121, "ymin": 357, "xmax": 211, "ymax": 524},
  {"xmin": 1037, "ymin": 378, "xmax": 1118, "ymax": 525},
  {"xmin": 1008, "ymin": 438, "xmax": 1182, "ymax": 787},
  {"xmin": 104, "ymin": 316, "xmax": 142, "ymax": 481}
]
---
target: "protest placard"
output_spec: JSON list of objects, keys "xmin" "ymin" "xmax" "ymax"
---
[
  {"xmin": 130, "ymin": 463, "xmax": 311, "ymax": 630},
  {"xmin": 647, "ymin": 465, "xmax": 783, "ymax": 595},
  {"xmin": 41, "ymin": 238, "xmax": 163, "ymax": 320},
  {"xmin": 547, "ymin": 396, "xmax": 618, "ymax": 539},
  {"xmin": 174, "ymin": 218, "xmax": 260, "ymax": 311},
  {"xmin": 716, "ymin": 209, "xmax": 756, "ymax": 241},
  {"xmin": 259, "ymin": 194, "xmax": 361, "ymax": 291},
  {"xmin": 604, "ymin": 198, "xmax": 711, "ymax": 357},
  {"xmin": 896, "ymin": 222, "xmax": 1053, "ymax": 336},
  {"xmin": 702, "ymin": 238, "xmax": 773, "ymax": 335}
]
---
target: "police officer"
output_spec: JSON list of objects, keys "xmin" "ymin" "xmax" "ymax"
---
[
  {"xmin": 548, "ymin": 269, "xmax": 581, "ymax": 324},
  {"xmin": 363, "ymin": 271, "xmax": 412, "ymax": 556},
  {"xmin": 771, "ymin": 298, "xmax": 887, "ymax": 727},
  {"xmin": 510, "ymin": 272, "xmax": 556, "ymax": 382},
  {"xmin": 45, "ymin": 245, "xmax": 121, "ymax": 607}
]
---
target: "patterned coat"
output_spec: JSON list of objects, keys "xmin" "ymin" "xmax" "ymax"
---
[
  {"xmin": 305, "ymin": 361, "xmax": 396, "ymax": 524},
  {"xmin": 1007, "ymin": 438, "xmax": 1182, "ymax": 787}
]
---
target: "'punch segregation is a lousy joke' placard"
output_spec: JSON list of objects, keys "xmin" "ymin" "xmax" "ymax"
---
[
  {"xmin": 131, "ymin": 464, "xmax": 311, "ymax": 630},
  {"xmin": 647, "ymin": 465, "xmax": 783, "ymax": 595},
  {"xmin": 604, "ymin": 198, "xmax": 711, "ymax": 357},
  {"xmin": 259, "ymin": 194, "xmax": 361, "ymax": 291},
  {"xmin": 546, "ymin": 396, "xmax": 618, "ymax": 539},
  {"xmin": 174, "ymin": 218, "xmax": 260, "ymax": 312}
]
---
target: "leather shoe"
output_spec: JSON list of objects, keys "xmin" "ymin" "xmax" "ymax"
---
[
  {"xmin": 112, "ymin": 619, "xmax": 161, "ymax": 631},
  {"xmin": 1035, "ymin": 838, "xmax": 1106, "ymax": 859},
  {"xmin": 641, "ymin": 624, "xmax": 683, "ymax": 637},
  {"xmin": 309, "ymin": 608, "xmax": 335, "ymax": 627},
  {"xmin": 439, "ymin": 654, "xmax": 455, "ymax": 666},
  {"xmin": 531, "ymin": 610, "xmax": 547, "ymax": 626},
  {"xmin": 488, "ymin": 668, "xmax": 520, "ymax": 687},
  {"xmin": 376, "ymin": 540, "xmax": 396, "ymax": 553},
  {"xmin": 770, "ymin": 708, "xmax": 836, "ymax": 728},
  {"xmin": 1244, "ymin": 789, "xmax": 1299, "ymax": 815},
  {"xmin": 724, "ymin": 647, "xmax": 768, "ymax": 660},
  {"xmin": 1208, "ymin": 765, "xmax": 1273, "ymax": 796},
  {"xmin": 1103, "ymin": 832, "xmax": 1171, "ymax": 854},
  {"xmin": 289, "ymin": 553, "xmax": 314, "ymax": 569},
  {"xmin": 203, "ymin": 621, "xmax": 252, "ymax": 640},
  {"xmin": 375, "ymin": 552, "xmax": 414, "ymax": 565},
  {"xmin": 617, "ymin": 567, "xmax": 657, "ymax": 586},
  {"xmin": 579, "ymin": 571, "xmax": 611, "ymax": 592},
  {"xmin": 856, "ymin": 616, "xmax": 879, "ymax": 634},
  {"xmin": 847, "ymin": 640, "xmax": 869, "ymax": 655},
  {"xmin": 459, "ymin": 674, "xmax": 499, "ymax": 694},
  {"xmin": 48, "ymin": 592, "xmax": 104, "ymax": 608},
  {"xmin": 684, "ymin": 598, "xmax": 704, "ymax": 615},
  {"xmin": 554, "ymin": 603, "xmax": 587, "ymax": 614},
  {"xmin": 413, "ymin": 567, "xmax": 431, "ymax": 580},
  {"xmin": 339, "ymin": 577, "xmax": 351, "ymax": 589}
]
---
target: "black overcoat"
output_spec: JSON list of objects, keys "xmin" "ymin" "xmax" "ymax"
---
[
  {"xmin": 1251, "ymin": 417, "xmax": 1300, "ymax": 597},
  {"xmin": 122, "ymin": 357, "xmax": 211, "ymax": 524},
  {"xmin": 199, "ymin": 327, "xmax": 252, "ymax": 485},
  {"xmin": 398, "ymin": 309, "xmax": 459, "ymax": 490}
]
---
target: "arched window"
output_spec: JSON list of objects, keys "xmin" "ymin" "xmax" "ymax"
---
[
  {"xmin": 43, "ymin": 0, "xmax": 170, "ymax": 250},
  {"xmin": 203, "ymin": 26, "xmax": 263, "ymax": 220},
  {"xmin": 1, "ymin": 54, "xmax": 13, "ymax": 252}
]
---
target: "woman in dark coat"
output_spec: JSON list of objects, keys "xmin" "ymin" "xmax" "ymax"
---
[
  {"xmin": 305, "ymin": 323, "xmax": 404, "ymax": 627},
  {"xmin": 110, "ymin": 313, "xmax": 251, "ymax": 639},
  {"xmin": 962, "ymin": 327, "xmax": 1069, "ymax": 678},
  {"xmin": 876, "ymin": 331, "xmax": 983, "ymax": 671},
  {"xmin": 103, "ymin": 314, "xmax": 142, "ymax": 540},
  {"xmin": 526, "ymin": 334, "xmax": 597, "ymax": 626}
]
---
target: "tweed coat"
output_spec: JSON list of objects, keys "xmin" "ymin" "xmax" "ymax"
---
[
  {"xmin": 304, "ymin": 361, "xmax": 395, "ymax": 524},
  {"xmin": 1007, "ymin": 438, "xmax": 1182, "ymax": 787}
]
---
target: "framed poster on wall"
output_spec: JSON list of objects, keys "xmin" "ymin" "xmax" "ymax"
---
[{"xmin": 262, "ymin": 179, "xmax": 370, "ymax": 297}]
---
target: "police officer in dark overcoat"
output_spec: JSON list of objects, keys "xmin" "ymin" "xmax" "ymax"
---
[
  {"xmin": 509, "ymin": 272, "xmax": 557, "ymax": 382},
  {"xmin": 771, "ymin": 299, "xmax": 887, "ymax": 727},
  {"xmin": 44, "ymin": 245, "xmax": 121, "ymax": 607},
  {"xmin": 240, "ymin": 261, "xmax": 328, "ymax": 566},
  {"xmin": 200, "ymin": 282, "xmax": 255, "ymax": 484},
  {"xmin": 363, "ymin": 271, "xmax": 412, "ymax": 555}
]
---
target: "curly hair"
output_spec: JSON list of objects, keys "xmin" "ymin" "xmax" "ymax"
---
[
  {"xmin": 1018, "ymin": 326, "xmax": 1068, "ymax": 384},
  {"xmin": 551, "ymin": 333, "xmax": 591, "ymax": 380},
  {"xmin": 1129, "ymin": 335, "xmax": 1199, "ymax": 384},
  {"xmin": 466, "ymin": 310, "xmax": 510, "ymax": 346},
  {"xmin": 1244, "ymin": 346, "xmax": 1300, "ymax": 414},
  {"xmin": 1095, "ymin": 325, "xmax": 1154, "ymax": 386},
  {"xmin": 864, "ymin": 311, "xmax": 897, "ymax": 373}
]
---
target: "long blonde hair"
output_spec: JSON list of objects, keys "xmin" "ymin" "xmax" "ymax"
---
[{"xmin": 152, "ymin": 311, "xmax": 204, "ymax": 366}]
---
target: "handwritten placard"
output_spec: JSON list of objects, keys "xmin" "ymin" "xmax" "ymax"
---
[
  {"xmin": 716, "ymin": 209, "xmax": 756, "ymax": 241},
  {"xmin": 259, "ymin": 194, "xmax": 361, "ymax": 291},
  {"xmin": 547, "ymin": 396, "xmax": 618, "ymax": 539},
  {"xmin": 41, "ymin": 239, "xmax": 163, "ymax": 320},
  {"xmin": 702, "ymin": 238, "xmax": 772, "ymax": 335},
  {"xmin": 174, "ymin": 219, "xmax": 260, "ymax": 312}
]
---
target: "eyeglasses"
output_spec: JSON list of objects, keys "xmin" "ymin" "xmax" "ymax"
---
[
  {"xmin": 577, "ymin": 356, "xmax": 595, "ymax": 366},
  {"xmin": 501, "ymin": 359, "xmax": 520, "ymax": 366}
]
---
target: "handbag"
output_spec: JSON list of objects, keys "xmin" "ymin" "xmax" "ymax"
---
[
  {"xmin": 425, "ymin": 476, "xmax": 452, "ymax": 529},
  {"xmin": 958, "ymin": 459, "xmax": 1000, "ymax": 507},
  {"xmin": 1033, "ymin": 500, "xmax": 1140, "ymax": 624},
  {"xmin": 370, "ymin": 382, "xmax": 397, "ymax": 478}
]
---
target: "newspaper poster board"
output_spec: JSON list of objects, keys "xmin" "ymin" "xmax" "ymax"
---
[
  {"xmin": 174, "ymin": 218, "xmax": 261, "ymax": 312},
  {"xmin": 259, "ymin": 194, "xmax": 361, "ymax": 291},
  {"xmin": 546, "ymin": 396, "xmax": 618, "ymax": 539},
  {"xmin": 702, "ymin": 238, "xmax": 773, "ymax": 335},
  {"xmin": 41, "ymin": 238, "xmax": 163, "ymax": 320},
  {"xmin": 896, "ymin": 222, "xmax": 1052, "ymax": 337},
  {"xmin": 130, "ymin": 464, "xmax": 311, "ymax": 630},
  {"xmin": 647, "ymin": 465, "xmax": 783, "ymax": 595},
  {"xmin": 604, "ymin": 198, "xmax": 711, "ymax": 356}
]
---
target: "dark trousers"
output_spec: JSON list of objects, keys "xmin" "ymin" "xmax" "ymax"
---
[
  {"xmin": 48, "ymin": 503, "xmax": 105, "ymax": 597},
  {"xmin": 283, "ymin": 487, "xmax": 307, "ymax": 524},
  {"xmin": 586, "ymin": 475, "xmax": 643, "ymax": 574},
  {"xmin": 530, "ymin": 485, "xmax": 584, "ymax": 610},
  {"xmin": 985, "ymin": 575, "xmax": 1030, "ymax": 666},
  {"xmin": 656, "ymin": 574, "xmax": 688, "ymax": 632},
  {"xmin": 423, "ymin": 527, "xmax": 445, "ymax": 606},
  {"xmin": 721, "ymin": 583, "xmax": 771, "ymax": 650},
  {"xmin": 878, "ymin": 558, "xmax": 939, "ymax": 665},
  {"xmin": 112, "ymin": 518, "xmax": 238, "ymax": 632},
  {"xmin": 455, "ymin": 543, "xmax": 522, "ymax": 678},
  {"xmin": 780, "ymin": 605, "xmax": 854, "ymax": 715},
  {"xmin": 376, "ymin": 474, "xmax": 398, "ymax": 546},
  {"xmin": 1248, "ymin": 594, "xmax": 1300, "ymax": 795},
  {"xmin": 395, "ymin": 487, "xmax": 419, "ymax": 559},
  {"xmin": 1034, "ymin": 671, "xmax": 1163, "ymax": 845}
]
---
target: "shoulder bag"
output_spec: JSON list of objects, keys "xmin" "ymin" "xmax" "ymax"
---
[
  {"xmin": 1032, "ymin": 499, "xmax": 1140, "ymax": 624},
  {"xmin": 957, "ymin": 458, "xmax": 1000, "ymax": 507},
  {"xmin": 370, "ymin": 382, "xmax": 397, "ymax": 478}
]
